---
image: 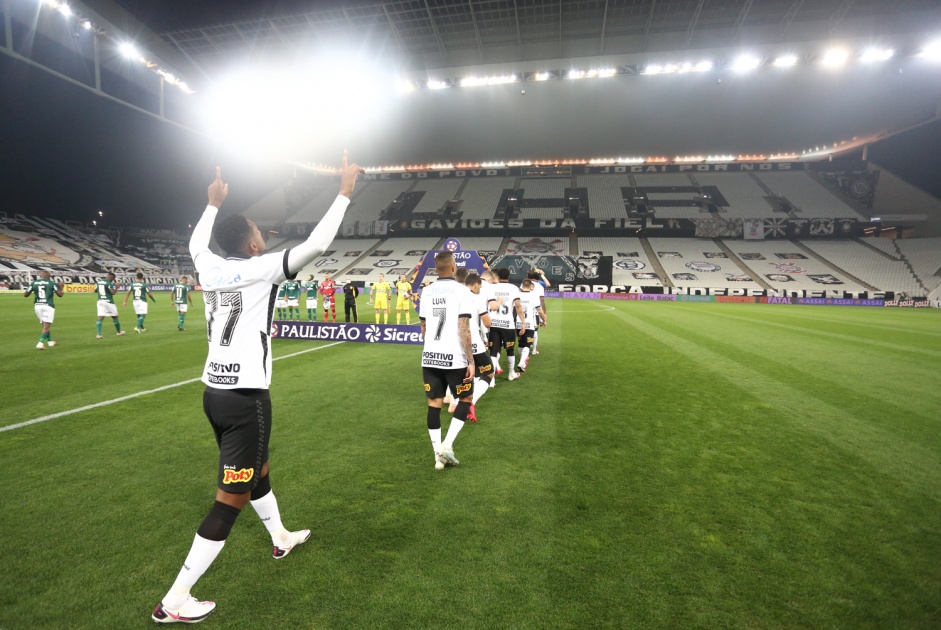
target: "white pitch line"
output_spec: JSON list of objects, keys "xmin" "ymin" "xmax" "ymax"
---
[{"xmin": 0, "ymin": 341, "xmax": 345, "ymax": 434}]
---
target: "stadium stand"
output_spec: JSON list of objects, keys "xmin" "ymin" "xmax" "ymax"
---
[
  {"xmin": 284, "ymin": 238, "xmax": 380, "ymax": 281},
  {"xmin": 646, "ymin": 237, "xmax": 763, "ymax": 290},
  {"xmin": 579, "ymin": 236, "xmax": 663, "ymax": 287},
  {"xmin": 722, "ymin": 239, "xmax": 866, "ymax": 292},
  {"xmin": 893, "ymin": 237, "xmax": 941, "ymax": 293},
  {"xmin": 505, "ymin": 236, "xmax": 568, "ymax": 256},
  {"xmin": 346, "ymin": 180, "xmax": 414, "ymax": 223},
  {"xmin": 756, "ymin": 172, "xmax": 864, "ymax": 219},
  {"xmin": 458, "ymin": 177, "xmax": 516, "ymax": 220},
  {"xmin": 578, "ymin": 174, "xmax": 630, "ymax": 219},
  {"xmin": 518, "ymin": 178, "xmax": 567, "ymax": 220},
  {"xmin": 456, "ymin": 236, "xmax": 504, "ymax": 263},
  {"xmin": 344, "ymin": 236, "xmax": 439, "ymax": 286},
  {"xmin": 694, "ymin": 173, "xmax": 773, "ymax": 219},
  {"xmin": 800, "ymin": 240, "xmax": 922, "ymax": 295},
  {"xmin": 412, "ymin": 179, "xmax": 464, "ymax": 214}
]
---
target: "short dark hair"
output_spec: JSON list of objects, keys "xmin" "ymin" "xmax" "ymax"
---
[
  {"xmin": 454, "ymin": 267, "xmax": 469, "ymax": 283},
  {"xmin": 435, "ymin": 251, "xmax": 455, "ymax": 274},
  {"xmin": 106, "ymin": 272, "xmax": 116, "ymax": 279},
  {"xmin": 465, "ymin": 273, "xmax": 481, "ymax": 287},
  {"xmin": 136, "ymin": 272, "xmax": 144, "ymax": 280},
  {"xmin": 497, "ymin": 267, "xmax": 510, "ymax": 281},
  {"xmin": 527, "ymin": 270, "xmax": 541, "ymax": 280},
  {"xmin": 214, "ymin": 214, "xmax": 252, "ymax": 256}
]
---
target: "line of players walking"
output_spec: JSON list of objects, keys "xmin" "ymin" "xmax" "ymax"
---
[
  {"xmin": 423, "ymin": 256, "xmax": 549, "ymax": 470},
  {"xmin": 23, "ymin": 271, "xmax": 197, "ymax": 349}
]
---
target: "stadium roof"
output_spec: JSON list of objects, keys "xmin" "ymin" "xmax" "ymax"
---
[{"xmin": 150, "ymin": 0, "xmax": 941, "ymax": 73}]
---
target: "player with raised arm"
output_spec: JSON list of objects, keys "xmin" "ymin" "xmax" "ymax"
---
[
  {"xmin": 420, "ymin": 251, "xmax": 475, "ymax": 470},
  {"xmin": 172, "ymin": 276, "xmax": 194, "ymax": 331},
  {"xmin": 95, "ymin": 272, "xmax": 125, "ymax": 338},
  {"xmin": 24, "ymin": 270, "xmax": 63, "ymax": 349},
  {"xmin": 517, "ymin": 279, "xmax": 546, "ymax": 373},
  {"xmin": 395, "ymin": 274, "xmax": 413, "ymax": 324},
  {"xmin": 304, "ymin": 275, "xmax": 319, "ymax": 321},
  {"xmin": 320, "ymin": 273, "xmax": 337, "ymax": 322},
  {"xmin": 488, "ymin": 268, "xmax": 526, "ymax": 381},
  {"xmin": 123, "ymin": 271, "xmax": 157, "ymax": 332},
  {"xmin": 371, "ymin": 273, "xmax": 391, "ymax": 324},
  {"xmin": 152, "ymin": 153, "xmax": 364, "ymax": 624}
]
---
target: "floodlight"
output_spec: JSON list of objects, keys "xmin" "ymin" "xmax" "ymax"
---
[
  {"xmin": 773, "ymin": 54, "xmax": 798, "ymax": 67},
  {"xmin": 643, "ymin": 64, "xmax": 663, "ymax": 75},
  {"xmin": 533, "ymin": 72, "xmax": 551, "ymax": 81},
  {"xmin": 56, "ymin": 3, "xmax": 72, "ymax": 17},
  {"xmin": 118, "ymin": 42, "xmax": 138, "ymax": 59},
  {"xmin": 662, "ymin": 64, "xmax": 678, "ymax": 74},
  {"xmin": 695, "ymin": 61, "xmax": 713, "ymax": 72},
  {"xmin": 861, "ymin": 47, "xmax": 894, "ymax": 62},
  {"xmin": 81, "ymin": 20, "xmax": 92, "ymax": 30},
  {"xmin": 919, "ymin": 42, "xmax": 941, "ymax": 61},
  {"xmin": 706, "ymin": 155, "xmax": 735, "ymax": 162},
  {"xmin": 597, "ymin": 68, "xmax": 617, "ymax": 78},
  {"xmin": 567, "ymin": 70, "xmax": 586, "ymax": 79},
  {"xmin": 427, "ymin": 79, "xmax": 449, "ymax": 89},
  {"xmin": 731, "ymin": 55, "xmax": 761, "ymax": 72},
  {"xmin": 821, "ymin": 48, "xmax": 849, "ymax": 68}
]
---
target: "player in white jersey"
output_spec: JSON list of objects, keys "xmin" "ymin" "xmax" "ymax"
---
[
  {"xmin": 517, "ymin": 279, "xmax": 547, "ymax": 373},
  {"xmin": 464, "ymin": 272, "xmax": 495, "ymax": 420},
  {"xmin": 527, "ymin": 269, "xmax": 549, "ymax": 355},
  {"xmin": 488, "ymin": 267, "xmax": 526, "ymax": 381},
  {"xmin": 420, "ymin": 251, "xmax": 475, "ymax": 470},
  {"xmin": 152, "ymin": 154, "xmax": 364, "ymax": 625},
  {"xmin": 478, "ymin": 270, "xmax": 502, "ymax": 379}
]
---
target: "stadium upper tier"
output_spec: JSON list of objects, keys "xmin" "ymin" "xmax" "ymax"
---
[{"xmin": 248, "ymin": 169, "xmax": 870, "ymax": 225}]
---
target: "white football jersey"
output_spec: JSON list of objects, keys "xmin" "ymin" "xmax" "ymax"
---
[
  {"xmin": 519, "ymin": 290, "xmax": 540, "ymax": 326},
  {"xmin": 488, "ymin": 282, "xmax": 522, "ymax": 330},
  {"xmin": 193, "ymin": 248, "xmax": 293, "ymax": 389},
  {"xmin": 469, "ymin": 292, "xmax": 490, "ymax": 355},
  {"xmin": 419, "ymin": 277, "xmax": 474, "ymax": 370}
]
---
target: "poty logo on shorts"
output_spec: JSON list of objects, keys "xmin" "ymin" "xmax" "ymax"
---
[
  {"xmin": 365, "ymin": 325, "xmax": 382, "ymax": 342},
  {"xmin": 222, "ymin": 468, "xmax": 254, "ymax": 484}
]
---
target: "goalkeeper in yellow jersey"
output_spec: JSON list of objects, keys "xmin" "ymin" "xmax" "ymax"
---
[
  {"xmin": 370, "ymin": 273, "xmax": 392, "ymax": 324},
  {"xmin": 395, "ymin": 274, "xmax": 413, "ymax": 324}
]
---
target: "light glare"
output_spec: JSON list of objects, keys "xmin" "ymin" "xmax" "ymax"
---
[
  {"xmin": 773, "ymin": 54, "xmax": 798, "ymax": 67},
  {"xmin": 861, "ymin": 47, "xmax": 894, "ymax": 62},
  {"xmin": 731, "ymin": 55, "xmax": 761, "ymax": 72},
  {"xmin": 821, "ymin": 48, "xmax": 849, "ymax": 68}
]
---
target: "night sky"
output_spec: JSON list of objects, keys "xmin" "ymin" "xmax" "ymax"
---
[{"xmin": 2, "ymin": 1, "xmax": 940, "ymax": 230}]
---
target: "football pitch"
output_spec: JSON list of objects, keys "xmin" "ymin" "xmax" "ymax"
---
[{"xmin": 0, "ymin": 293, "xmax": 939, "ymax": 629}]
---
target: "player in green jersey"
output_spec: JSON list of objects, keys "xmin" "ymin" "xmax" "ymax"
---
[
  {"xmin": 24, "ymin": 270, "xmax": 63, "ymax": 349},
  {"xmin": 275, "ymin": 281, "xmax": 287, "ymax": 320},
  {"xmin": 95, "ymin": 272, "xmax": 125, "ymax": 338},
  {"xmin": 171, "ymin": 276, "xmax": 194, "ymax": 331},
  {"xmin": 304, "ymin": 275, "xmax": 319, "ymax": 321},
  {"xmin": 284, "ymin": 279, "xmax": 302, "ymax": 321},
  {"xmin": 123, "ymin": 271, "xmax": 158, "ymax": 332}
]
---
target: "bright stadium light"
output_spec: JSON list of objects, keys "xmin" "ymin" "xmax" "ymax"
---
[
  {"xmin": 567, "ymin": 69, "xmax": 586, "ymax": 79},
  {"xmin": 861, "ymin": 47, "xmax": 895, "ymax": 62},
  {"xmin": 773, "ymin": 54, "xmax": 798, "ymax": 68},
  {"xmin": 56, "ymin": 2, "xmax": 72, "ymax": 17},
  {"xmin": 731, "ymin": 55, "xmax": 761, "ymax": 72},
  {"xmin": 695, "ymin": 61, "xmax": 713, "ymax": 72},
  {"xmin": 396, "ymin": 80, "xmax": 415, "ymax": 93},
  {"xmin": 821, "ymin": 48, "xmax": 849, "ymax": 68},
  {"xmin": 81, "ymin": 20, "xmax": 92, "ymax": 30},
  {"xmin": 706, "ymin": 155, "xmax": 736, "ymax": 162},
  {"xmin": 919, "ymin": 41, "xmax": 941, "ymax": 61},
  {"xmin": 533, "ymin": 72, "xmax": 551, "ymax": 81},
  {"xmin": 643, "ymin": 64, "xmax": 663, "ymax": 75},
  {"xmin": 426, "ymin": 79, "xmax": 449, "ymax": 90},
  {"xmin": 662, "ymin": 63, "xmax": 679, "ymax": 74},
  {"xmin": 119, "ymin": 42, "xmax": 139, "ymax": 59}
]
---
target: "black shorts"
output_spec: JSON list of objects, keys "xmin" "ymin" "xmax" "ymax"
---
[
  {"xmin": 423, "ymin": 367, "xmax": 473, "ymax": 400},
  {"xmin": 203, "ymin": 386, "xmax": 271, "ymax": 493},
  {"xmin": 473, "ymin": 352, "xmax": 494, "ymax": 381},
  {"xmin": 489, "ymin": 327, "xmax": 517, "ymax": 354},
  {"xmin": 518, "ymin": 329, "xmax": 535, "ymax": 349}
]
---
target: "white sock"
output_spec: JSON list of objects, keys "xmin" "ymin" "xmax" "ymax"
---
[
  {"xmin": 250, "ymin": 490, "xmax": 288, "ymax": 544},
  {"xmin": 164, "ymin": 535, "xmax": 225, "ymax": 609},
  {"xmin": 520, "ymin": 348, "xmax": 530, "ymax": 365},
  {"xmin": 508, "ymin": 356, "xmax": 516, "ymax": 374},
  {"xmin": 472, "ymin": 379, "xmax": 489, "ymax": 404},
  {"xmin": 429, "ymin": 428, "xmax": 442, "ymax": 454},
  {"xmin": 533, "ymin": 330, "xmax": 539, "ymax": 351},
  {"xmin": 443, "ymin": 418, "xmax": 465, "ymax": 449},
  {"xmin": 491, "ymin": 356, "xmax": 500, "ymax": 371}
]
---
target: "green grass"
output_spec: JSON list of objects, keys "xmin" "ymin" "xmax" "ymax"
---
[{"xmin": 0, "ymin": 294, "xmax": 939, "ymax": 628}]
